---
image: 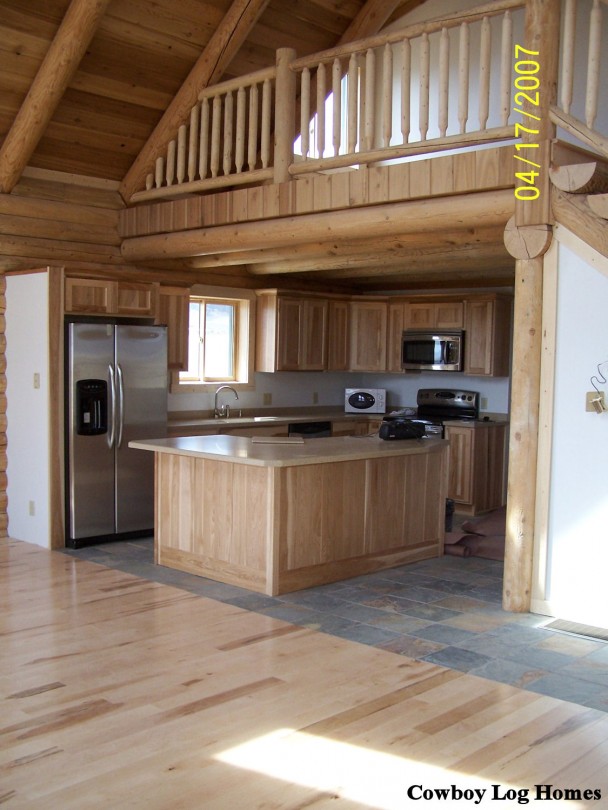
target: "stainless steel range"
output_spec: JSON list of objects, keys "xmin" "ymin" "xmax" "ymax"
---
[{"xmin": 383, "ymin": 388, "xmax": 480, "ymax": 438}]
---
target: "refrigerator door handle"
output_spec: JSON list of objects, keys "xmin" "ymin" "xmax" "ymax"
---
[
  {"xmin": 107, "ymin": 364, "xmax": 116, "ymax": 448},
  {"xmin": 116, "ymin": 363, "xmax": 124, "ymax": 448}
]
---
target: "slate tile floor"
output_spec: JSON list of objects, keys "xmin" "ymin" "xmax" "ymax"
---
[{"xmin": 61, "ymin": 537, "xmax": 608, "ymax": 713}]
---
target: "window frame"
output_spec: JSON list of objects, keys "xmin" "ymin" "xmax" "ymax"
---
[{"xmin": 170, "ymin": 285, "xmax": 256, "ymax": 394}]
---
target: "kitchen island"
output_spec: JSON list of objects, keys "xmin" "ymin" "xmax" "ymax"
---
[{"xmin": 130, "ymin": 434, "xmax": 449, "ymax": 595}]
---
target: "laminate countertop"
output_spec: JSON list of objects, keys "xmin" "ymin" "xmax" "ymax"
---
[{"xmin": 130, "ymin": 434, "xmax": 447, "ymax": 468}]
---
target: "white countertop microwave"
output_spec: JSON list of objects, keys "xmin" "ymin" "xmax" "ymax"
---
[{"xmin": 344, "ymin": 388, "xmax": 386, "ymax": 414}]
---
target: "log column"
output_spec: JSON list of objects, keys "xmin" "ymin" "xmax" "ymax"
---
[
  {"xmin": 502, "ymin": 0, "xmax": 558, "ymax": 612},
  {"xmin": 0, "ymin": 274, "xmax": 6, "ymax": 538}
]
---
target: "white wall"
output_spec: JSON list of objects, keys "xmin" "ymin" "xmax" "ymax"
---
[
  {"xmin": 6, "ymin": 273, "xmax": 52, "ymax": 548},
  {"xmin": 540, "ymin": 230, "xmax": 608, "ymax": 627}
]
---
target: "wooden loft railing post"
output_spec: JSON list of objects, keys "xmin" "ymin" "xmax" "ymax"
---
[
  {"xmin": 503, "ymin": 0, "xmax": 560, "ymax": 613},
  {"xmin": 274, "ymin": 48, "xmax": 297, "ymax": 184}
]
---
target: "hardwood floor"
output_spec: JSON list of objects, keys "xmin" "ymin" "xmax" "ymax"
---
[{"xmin": 2, "ymin": 538, "xmax": 608, "ymax": 809}]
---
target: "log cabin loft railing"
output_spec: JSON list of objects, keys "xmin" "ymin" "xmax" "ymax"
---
[{"xmin": 129, "ymin": 0, "xmax": 608, "ymax": 205}]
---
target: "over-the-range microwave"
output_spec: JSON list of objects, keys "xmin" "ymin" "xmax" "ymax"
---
[
  {"xmin": 344, "ymin": 388, "xmax": 386, "ymax": 413},
  {"xmin": 402, "ymin": 329, "xmax": 464, "ymax": 372}
]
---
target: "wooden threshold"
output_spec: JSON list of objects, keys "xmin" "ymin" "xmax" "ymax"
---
[{"xmin": 2, "ymin": 538, "xmax": 608, "ymax": 808}]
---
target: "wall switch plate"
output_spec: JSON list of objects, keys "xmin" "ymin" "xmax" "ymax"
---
[
  {"xmin": 28, "ymin": 500, "xmax": 35, "ymax": 516},
  {"xmin": 33, "ymin": 372, "xmax": 40, "ymax": 389},
  {"xmin": 263, "ymin": 392, "xmax": 272, "ymax": 406},
  {"xmin": 481, "ymin": 397, "xmax": 488, "ymax": 410},
  {"xmin": 586, "ymin": 391, "xmax": 606, "ymax": 413}
]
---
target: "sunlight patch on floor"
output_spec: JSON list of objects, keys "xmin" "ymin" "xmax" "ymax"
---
[{"xmin": 215, "ymin": 728, "xmax": 578, "ymax": 809}]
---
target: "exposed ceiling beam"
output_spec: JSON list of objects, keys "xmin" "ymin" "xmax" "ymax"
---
[
  {"xmin": 119, "ymin": 0, "xmax": 271, "ymax": 203},
  {"xmin": 0, "ymin": 0, "xmax": 112, "ymax": 194},
  {"xmin": 121, "ymin": 190, "xmax": 515, "ymax": 262},
  {"xmin": 340, "ymin": 0, "xmax": 414, "ymax": 41}
]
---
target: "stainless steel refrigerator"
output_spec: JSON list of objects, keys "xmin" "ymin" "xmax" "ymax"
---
[{"xmin": 66, "ymin": 321, "xmax": 167, "ymax": 548}]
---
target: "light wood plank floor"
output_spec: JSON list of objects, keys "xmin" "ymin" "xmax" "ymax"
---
[{"xmin": 2, "ymin": 538, "xmax": 608, "ymax": 809}]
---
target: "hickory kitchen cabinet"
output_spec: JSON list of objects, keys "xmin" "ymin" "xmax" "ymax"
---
[
  {"xmin": 404, "ymin": 300, "xmax": 464, "ymax": 330},
  {"xmin": 464, "ymin": 294, "xmax": 512, "ymax": 377},
  {"xmin": 255, "ymin": 291, "xmax": 328, "ymax": 371},
  {"xmin": 65, "ymin": 277, "xmax": 158, "ymax": 317},
  {"xmin": 348, "ymin": 299, "xmax": 387, "ymax": 372},
  {"xmin": 444, "ymin": 421, "xmax": 508, "ymax": 515},
  {"xmin": 156, "ymin": 285, "xmax": 190, "ymax": 371}
]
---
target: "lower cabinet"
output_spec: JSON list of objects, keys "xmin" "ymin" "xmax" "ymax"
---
[{"xmin": 444, "ymin": 422, "xmax": 508, "ymax": 515}]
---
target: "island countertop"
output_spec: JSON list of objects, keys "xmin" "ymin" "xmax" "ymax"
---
[{"xmin": 130, "ymin": 434, "xmax": 447, "ymax": 468}]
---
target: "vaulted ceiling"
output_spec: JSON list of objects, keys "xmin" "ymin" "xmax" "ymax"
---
[{"xmin": 0, "ymin": 0, "xmax": 428, "ymax": 187}]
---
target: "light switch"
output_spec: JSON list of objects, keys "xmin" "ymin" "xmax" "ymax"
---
[{"xmin": 33, "ymin": 373, "xmax": 40, "ymax": 389}]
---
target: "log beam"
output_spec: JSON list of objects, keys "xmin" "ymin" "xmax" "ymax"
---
[
  {"xmin": 0, "ymin": 0, "xmax": 112, "ymax": 194},
  {"xmin": 121, "ymin": 189, "xmax": 515, "ymax": 262},
  {"xmin": 552, "ymin": 187, "xmax": 608, "ymax": 260},
  {"xmin": 503, "ymin": 217, "xmax": 552, "ymax": 260},
  {"xmin": 119, "ymin": 0, "xmax": 271, "ymax": 203},
  {"xmin": 550, "ymin": 162, "xmax": 608, "ymax": 195},
  {"xmin": 503, "ymin": 256, "xmax": 543, "ymax": 612}
]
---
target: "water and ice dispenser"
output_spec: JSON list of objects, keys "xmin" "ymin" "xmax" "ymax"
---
[{"xmin": 75, "ymin": 379, "xmax": 108, "ymax": 436}]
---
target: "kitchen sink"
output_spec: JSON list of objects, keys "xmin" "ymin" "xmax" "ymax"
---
[{"xmin": 253, "ymin": 416, "xmax": 280, "ymax": 421}]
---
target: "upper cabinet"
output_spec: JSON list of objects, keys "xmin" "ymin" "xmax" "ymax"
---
[
  {"xmin": 65, "ymin": 277, "xmax": 158, "ymax": 317},
  {"xmin": 255, "ymin": 289, "xmax": 511, "ymax": 376},
  {"xmin": 349, "ymin": 300, "xmax": 387, "ymax": 372},
  {"xmin": 256, "ymin": 291, "xmax": 328, "ymax": 372},
  {"xmin": 156, "ymin": 286, "xmax": 190, "ymax": 371},
  {"xmin": 464, "ymin": 295, "xmax": 512, "ymax": 377},
  {"xmin": 404, "ymin": 300, "xmax": 464, "ymax": 330}
]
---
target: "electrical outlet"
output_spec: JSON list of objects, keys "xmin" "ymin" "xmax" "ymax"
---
[
  {"xmin": 312, "ymin": 391, "xmax": 319, "ymax": 404},
  {"xmin": 263, "ymin": 392, "xmax": 272, "ymax": 406},
  {"xmin": 586, "ymin": 391, "xmax": 606, "ymax": 413},
  {"xmin": 33, "ymin": 373, "xmax": 40, "ymax": 389},
  {"xmin": 481, "ymin": 397, "xmax": 488, "ymax": 410}
]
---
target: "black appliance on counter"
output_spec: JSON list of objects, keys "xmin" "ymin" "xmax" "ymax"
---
[{"xmin": 381, "ymin": 388, "xmax": 480, "ymax": 439}]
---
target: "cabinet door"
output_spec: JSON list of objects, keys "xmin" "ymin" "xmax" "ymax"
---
[
  {"xmin": 436, "ymin": 301, "xmax": 464, "ymax": 328},
  {"xmin": 116, "ymin": 282, "xmax": 158, "ymax": 317},
  {"xmin": 445, "ymin": 426, "xmax": 474, "ymax": 504},
  {"xmin": 65, "ymin": 278, "xmax": 116, "ymax": 314},
  {"xmin": 301, "ymin": 299, "xmax": 328, "ymax": 370},
  {"xmin": 404, "ymin": 302, "xmax": 435, "ymax": 329},
  {"xmin": 464, "ymin": 300, "xmax": 494, "ymax": 375},
  {"xmin": 276, "ymin": 298, "xmax": 303, "ymax": 370},
  {"xmin": 157, "ymin": 286, "xmax": 190, "ymax": 370},
  {"xmin": 327, "ymin": 300, "xmax": 350, "ymax": 371},
  {"xmin": 349, "ymin": 301, "xmax": 387, "ymax": 371},
  {"xmin": 387, "ymin": 302, "xmax": 405, "ymax": 372}
]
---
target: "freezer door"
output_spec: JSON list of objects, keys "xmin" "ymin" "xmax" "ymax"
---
[
  {"xmin": 67, "ymin": 323, "xmax": 116, "ymax": 540},
  {"xmin": 115, "ymin": 325, "xmax": 167, "ymax": 534}
]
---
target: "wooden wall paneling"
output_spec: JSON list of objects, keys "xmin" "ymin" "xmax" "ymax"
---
[
  {"xmin": 404, "ymin": 451, "xmax": 444, "ymax": 546},
  {"xmin": 409, "ymin": 159, "xmax": 431, "ymax": 197},
  {"xmin": 387, "ymin": 162, "xmax": 410, "ymax": 200},
  {"xmin": 453, "ymin": 150, "xmax": 477, "ymax": 193},
  {"xmin": 283, "ymin": 464, "xmax": 324, "ymax": 570},
  {"xmin": 329, "ymin": 171, "xmax": 351, "ymax": 208},
  {"xmin": 312, "ymin": 172, "xmax": 332, "ymax": 211},
  {"xmin": 368, "ymin": 165, "xmax": 389, "ymax": 203},
  {"xmin": 430, "ymin": 154, "xmax": 455, "ymax": 196},
  {"xmin": 0, "ymin": 274, "xmax": 6, "ymax": 537},
  {"xmin": 364, "ymin": 455, "xmax": 407, "ymax": 554},
  {"xmin": 48, "ymin": 267, "xmax": 65, "ymax": 549},
  {"xmin": 322, "ymin": 459, "xmax": 366, "ymax": 562},
  {"xmin": 231, "ymin": 463, "xmax": 267, "ymax": 571}
]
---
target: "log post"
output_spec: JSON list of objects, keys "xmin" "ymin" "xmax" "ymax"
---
[
  {"xmin": 503, "ymin": 0, "xmax": 559, "ymax": 612},
  {"xmin": 0, "ymin": 274, "xmax": 6, "ymax": 538},
  {"xmin": 503, "ymin": 257, "xmax": 543, "ymax": 612},
  {"xmin": 273, "ymin": 48, "xmax": 297, "ymax": 184}
]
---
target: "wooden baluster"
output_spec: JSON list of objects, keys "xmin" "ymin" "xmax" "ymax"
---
[
  {"xmin": 146, "ymin": 173, "xmax": 153, "ymax": 191},
  {"xmin": 419, "ymin": 33, "xmax": 430, "ymax": 140},
  {"xmin": 166, "ymin": 139, "xmax": 176, "ymax": 186},
  {"xmin": 223, "ymin": 90, "xmax": 234, "ymax": 176},
  {"xmin": 401, "ymin": 38, "xmax": 411, "ymax": 144},
  {"xmin": 261, "ymin": 78, "xmax": 271, "ymax": 169},
  {"xmin": 301, "ymin": 68, "xmax": 311, "ymax": 158},
  {"xmin": 364, "ymin": 48, "xmax": 375, "ymax": 151},
  {"xmin": 479, "ymin": 16, "xmax": 491, "ymax": 130},
  {"xmin": 458, "ymin": 23, "xmax": 470, "ymax": 134},
  {"xmin": 500, "ymin": 11, "xmax": 513, "ymax": 127},
  {"xmin": 199, "ymin": 98, "xmax": 209, "ymax": 180},
  {"xmin": 155, "ymin": 156, "xmax": 163, "ymax": 188},
  {"xmin": 248, "ymin": 84, "xmax": 259, "ymax": 171},
  {"xmin": 561, "ymin": 0, "xmax": 576, "ymax": 114},
  {"xmin": 347, "ymin": 53, "xmax": 358, "ymax": 153},
  {"xmin": 438, "ymin": 28, "xmax": 449, "ymax": 138},
  {"xmin": 586, "ymin": 0, "xmax": 601, "ymax": 129},
  {"xmin": 359, "ymin": 58, "xmax": 367, "ymax": 152},
  {"xmin": 235, "ymin": 86, "xmax": 246, "ymax": 174},
  {"xmin": 188, "ymin": 104, "xmax": 199, "ymax": 182},
  {"xmin": 382, "ymin": 44, "xmax": 393, "ymax": 148},
  {"xmin": 316, "ymin": 62, "xmax": 326, "ymax": 158},
  {"xmin": 211, "ymin": 95, "xmax": 221, "ymax": 178},
  {"xmin": 332, "ymin": 58, "xmax": 342, "ymax": 157},
  {"xmin": 177, "ymin": 124, "xmax": 187, "ymax": 184}
]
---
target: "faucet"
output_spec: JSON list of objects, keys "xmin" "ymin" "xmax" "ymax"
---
[{"xmin": 214, "ymin": 385, "xmax": 239, "ymax": 418}]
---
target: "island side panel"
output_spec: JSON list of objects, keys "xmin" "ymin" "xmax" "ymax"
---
[
  {"xmin": 276, "ymin": 443, "xmax": 448, "ymax": 594},
  {"xmin": 154, "ymin": 453, "xmax": 270, "ymax": 592}
]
